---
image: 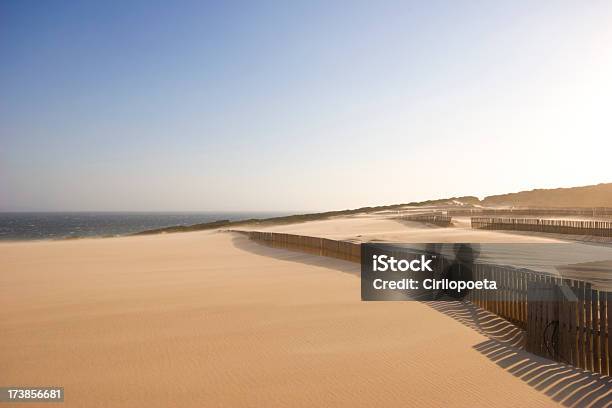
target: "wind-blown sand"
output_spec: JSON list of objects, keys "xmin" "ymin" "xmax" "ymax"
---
[{"xmin": 1, "ymin": 222, "xmax": 609, "ymax": 407}]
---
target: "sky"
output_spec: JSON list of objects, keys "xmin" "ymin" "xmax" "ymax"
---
[{"xmin": 1, "ymin": 1, "xmax": 611, "ymax": 212}]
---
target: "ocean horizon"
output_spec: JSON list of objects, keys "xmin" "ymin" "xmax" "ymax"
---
[{"xmin": 0, "ymin": 211, "xmax": 292, "ymax": 241}]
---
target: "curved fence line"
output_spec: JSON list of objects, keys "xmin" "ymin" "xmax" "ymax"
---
[
  {"xmin": 231, "ymin": 230, "xmax": 361, "ymax": 263},
  {"xmin": 471, "ymin": 217, "xmax": 612, "ymax": 237},
  {"xmin": 231, "ymin": 229, "xmax": 611, "ymax": 376}
]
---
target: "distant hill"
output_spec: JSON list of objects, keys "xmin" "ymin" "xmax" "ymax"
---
[
  {"xmin": 482, "ymin": 183, "xmax": 612, "ymax": 208},
  {"xmin": 134, "ymin": 184, "xmax": 611, "ymax": 236}
]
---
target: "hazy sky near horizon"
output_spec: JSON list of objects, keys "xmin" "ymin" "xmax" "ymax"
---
[{"xmin": 1, "ymin": 1, "xmax": 611, "ymax": 212}]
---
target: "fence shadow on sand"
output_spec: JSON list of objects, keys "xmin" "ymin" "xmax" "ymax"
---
[
  {"xmin": 427, "ymin": 301, "xmax": 611, "ymax": 408},
  {"xmin": 232, "ymin": 232, "xmax": 612, "ymax": 407}
]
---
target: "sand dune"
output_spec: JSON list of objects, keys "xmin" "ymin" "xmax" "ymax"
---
[
  {"xmin": 0, "ymin": 228, "xmax": 589, "ymax": 407},
  {"xmin": 239, "ymin": 214, "xmax": 612, "ymax": 287},
  {"xmin": 238, "ymin": 213, "xmax": 564, "ymax": 243}
]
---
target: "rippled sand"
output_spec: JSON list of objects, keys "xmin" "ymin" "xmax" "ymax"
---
[{"xmin": 0, "ymin": 229, "xmax": 574, "ymax": 407}]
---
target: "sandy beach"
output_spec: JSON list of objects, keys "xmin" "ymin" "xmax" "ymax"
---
[
  {"xmin": 2, "ymin": 219, "xmax": 610, "ymax": 407},
  {"xmin": 4, "ymin": 2, "xmax": 612, "ymax": 406}
]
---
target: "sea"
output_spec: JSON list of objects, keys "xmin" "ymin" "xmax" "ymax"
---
[{"xmin": 0, "ymin": 212, "xmax": 291, "ymax": 241}]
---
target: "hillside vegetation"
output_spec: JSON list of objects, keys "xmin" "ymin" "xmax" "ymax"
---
[
  {"xmin": 133, "ymin": 184, "xmax": 611, "ymax": 236},
  {"xmin": 482, "ymin": 183, "xmax": 612, "ymax": 208}
]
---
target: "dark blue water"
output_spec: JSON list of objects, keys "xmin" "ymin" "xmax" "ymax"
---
[{"xmin": 0, "ymin": 212, "xmax": 289, "ymax": 241}]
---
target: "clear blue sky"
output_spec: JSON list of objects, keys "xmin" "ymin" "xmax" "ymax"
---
[{"xmin": 1, "ymin": 1, "xmax": 611, "ymax": 211}]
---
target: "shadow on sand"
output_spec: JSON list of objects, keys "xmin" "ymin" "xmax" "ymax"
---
[
  {"xmin": 231, "ymin": 234, "xmax": 612, "ymax": 407},
  {"xmin": 473, "ymin": 338, "xmax": 611, "ymax": 407},
  {"xmin": 425, "ymin": 301, "xmax": 611, "ymax": 407},
  {"xmin": 426, "ymin": 300, "xmax": 525, "ymax": 347}
]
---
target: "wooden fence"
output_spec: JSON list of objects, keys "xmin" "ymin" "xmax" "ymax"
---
[
  {"xmin": 471, "ymin": 217, "xmax": 612, "ymax": 238},
  {"xmin": 233, "ymin": 230, "xmax": 611, "ymax": 376},
  {"xmin": 468, "ymin": 265, "xmax": 611, "ymax": 375},
  {"xmin": 232, "ymin": 230, "xmax": 360, "ymax": 263},
  {"xmin": 449, "ymin": 208, "xmax": 612, "ymax": 217},
  {"xmin": 398, "ymin": 213, "xmax": 452, "ymax": 227}
]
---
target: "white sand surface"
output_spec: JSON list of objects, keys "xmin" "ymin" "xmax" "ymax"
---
[{"xmin": 0, "ymin": 230, "xmax": 585, "ymax": 407}]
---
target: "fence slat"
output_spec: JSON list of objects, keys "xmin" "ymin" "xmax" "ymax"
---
[
  {"xmin": 586, "ymin": 286, "xmax": 593, "ymax": 371},
  {"xmin": 608, "ymin": 292, "xmax": 612, "ymax": 376},
  {"xmin": 600, "ymin": 292, "xmax": 608, "ymax": 375}
]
